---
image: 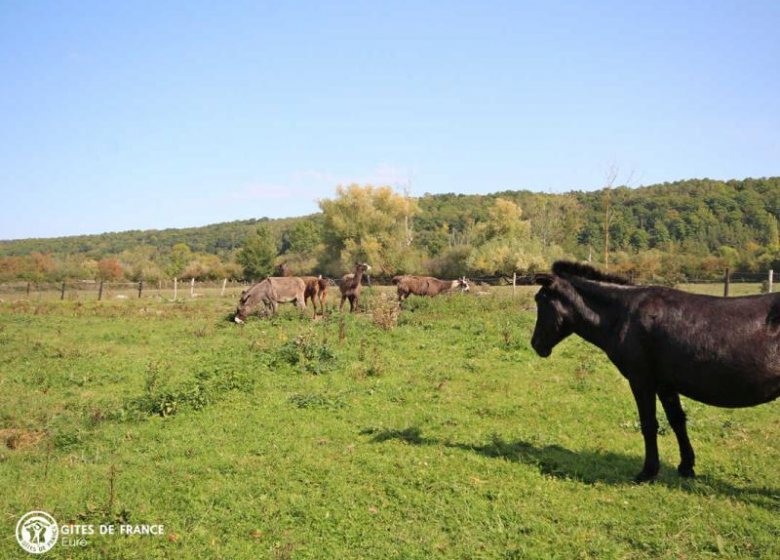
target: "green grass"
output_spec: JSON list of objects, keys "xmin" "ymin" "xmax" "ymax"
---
[{"xmin": 1, "ymin": 287, "xmax": 778, "ymax": 559}]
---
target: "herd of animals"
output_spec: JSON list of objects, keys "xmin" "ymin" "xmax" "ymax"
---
[
  {"xmin": 232, "ymin": 259, "xmax": 780, "ymax": 483},
  {"xmin": 232, "ymin": 262, "xmax": 471, "ymax": 323}
]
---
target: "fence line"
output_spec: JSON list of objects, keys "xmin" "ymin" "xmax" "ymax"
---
[
  {"xmin": 0, "ymin": 278, "xmax": 252, "ymax": 301},
  {"xmin": 0, "ymin": 268, "xmax": 774, "ymax": 301}
]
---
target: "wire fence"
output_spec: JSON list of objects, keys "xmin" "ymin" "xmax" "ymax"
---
[
  {"xmin": 0, "ymin": 268, "xmax": 774, "ymax": 302},
  {"xmin": 0, "ymin": 279, "xmax": 252, "ymax": 302}
]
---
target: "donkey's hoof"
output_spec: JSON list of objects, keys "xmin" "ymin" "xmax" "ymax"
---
[
  {"xmin": 677, "ymin": 465, "xmax": 696, "ymax": 478},
  {"xmin": 634, "ymin": 470, "xmax": 658, "ymax": 484}
]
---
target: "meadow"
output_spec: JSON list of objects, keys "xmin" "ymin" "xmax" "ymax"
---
[{"xmin": 0, "ymin": 285, "xmax": 778, "ymax": 559}]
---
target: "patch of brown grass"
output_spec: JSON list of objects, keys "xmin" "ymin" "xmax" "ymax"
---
[
  {"xmin": 371, "ymin": 293, "xmax": 400, "ymax": 330},
  {"xmin": 1, "ymin": 428, "xmax": 46, "ymax": 451}
]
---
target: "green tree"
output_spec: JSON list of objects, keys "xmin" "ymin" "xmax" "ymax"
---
[
  {"xmin": 481, "ymin": 197, "xmax": 528, "ymax": 241},
  {"xmin": 166, "ymin": 243, "xmax": 193, "ymax": 278},
  {"xmin": 283, "ymin": 220, "xmax": 323, "ymax": 254},
  {"xmin": 121, "ymin": 245, "xmax": 164, "ymax": 282},
  {"xmin": 237, "ymin": 225, "xmax": 276, "ymax": 280},
  {"xmin": 761, "ymin": 214, "xmax": 779, "ymax": 248},
  {"xmin": 629, "ymin": 230, "xmax": 650, "ymax": 251}
]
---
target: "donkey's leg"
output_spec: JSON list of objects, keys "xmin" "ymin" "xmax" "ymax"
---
[
  {"xmin": 304, "ymin": 292, "xmax": 312, "ymax": 311},
  {"xmin": 629, "ymin": 378, "xmax": 660, "ymax": 482},
  {"xmin": 658, "ymin": 389, "xmax": 695, "ymax": 478},
  {"xmin": 349, "ymin": 295, "xmax": 357, "ymax": 312},
  {"xmin": 297, "ymin": 295, "xmax": 308, "ymax": 317},
  {"xmin": 339, "ymin": 294, "xmax": 346, "ymax": 312},
  {"xmin": 301, "ymin": 293, "xmax": 313, "ymax": 318}
]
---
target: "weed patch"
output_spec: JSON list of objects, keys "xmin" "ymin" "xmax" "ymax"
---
[
  {"xmin": 371, "ymin": 293, "xmax": 400, "ymax": 330},
  {"xmin": 287, "ymin": 392, "xmax": 347, "ymax": 410},
  {"xmin": 272, "ymin": 330, "xmax": 338, "ymax": 375},
  {"xmin": 119, "ymin": 362, "xmax": 256, "ymax": 420}
]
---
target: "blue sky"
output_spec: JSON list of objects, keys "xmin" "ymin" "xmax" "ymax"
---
[{"xmin": 1, "ymin": 1, "xmax": 778, "ymax": 240}]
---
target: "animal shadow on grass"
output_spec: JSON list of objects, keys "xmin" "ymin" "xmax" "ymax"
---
[{"xmin": 363, "ymin": 427, "xmax": 779, "ymax": 511}]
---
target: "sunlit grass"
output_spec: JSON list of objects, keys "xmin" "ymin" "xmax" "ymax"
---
[{"xmin": 0, "ymin": 289, "xmax": 778, "ymax": 558}]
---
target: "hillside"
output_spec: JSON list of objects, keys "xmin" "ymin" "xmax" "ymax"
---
[
  {"xmin": 0, "ymin": 216, "xmax": 309, "ymax": 258},
  {"xmin": 1, "ymin": 177, "xmax": 778, "ymax": 282}
]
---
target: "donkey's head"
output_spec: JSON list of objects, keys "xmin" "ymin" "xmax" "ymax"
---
[
  {"xmin": 530, "ymin": 273, "xmax": 576, "ymax": 357},
  {"xmin": 234, "ymin": 283, "xmax": 270, "ymax": 323},
  {"xmin": 457, "ymin": 276, "xmax": 471, "ymax": 293},
  {"xmin": 234, "ymin": 288, "xmax": 252, "ymax": 323}
]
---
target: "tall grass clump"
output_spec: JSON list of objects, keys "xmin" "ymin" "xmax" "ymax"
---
[
  {"xmin": 371, "ymin": 292, "xmax": 401, "ymax": 330},
  {"xmin": 272, "ymin": 329, "xmax": 338, "ymax": 375}
]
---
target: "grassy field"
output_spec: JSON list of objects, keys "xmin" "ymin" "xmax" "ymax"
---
[{"xmin": 1, "ymin": 285, "xmax": 778, "ymax": 559}]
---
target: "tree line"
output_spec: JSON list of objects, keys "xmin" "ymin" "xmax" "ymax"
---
[{"xmin": 1, "ymin": 177, "xmax": 778, "ymax": 284}]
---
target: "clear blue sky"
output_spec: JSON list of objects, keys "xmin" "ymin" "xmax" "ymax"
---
[{"xmin": 1, "ymin": 1, "xmax": 778, "ymax": 240}]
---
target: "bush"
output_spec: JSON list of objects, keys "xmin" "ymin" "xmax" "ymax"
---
[
  {"xmin": 371, "ymin": 293, "xmax": 400, "ymax": 330},
  {"xmin": 272, "ymin": 331, "xmax": 338, "ymax": 375}
]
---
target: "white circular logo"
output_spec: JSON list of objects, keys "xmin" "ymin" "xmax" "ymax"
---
[{"xmin": 15, "ymin": 511, "xmax": 59, "ymax": 554}]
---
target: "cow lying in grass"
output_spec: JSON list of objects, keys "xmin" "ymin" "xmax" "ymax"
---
[
  {"xmin": 234, "ymin": 277, "xmax": 306, "ymax": 323},
  {"xmin": 392, "ymin": 275, "xmax": 470, "ymax": 302}
]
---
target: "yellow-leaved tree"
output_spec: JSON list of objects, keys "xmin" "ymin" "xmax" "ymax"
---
[
  {"xmin": 467, "ymin": 198, "xmax": 560, "ymax": 275},
  {"xmin": 319, "ymin": 184, "xmax": 420, "ymax": 274}
]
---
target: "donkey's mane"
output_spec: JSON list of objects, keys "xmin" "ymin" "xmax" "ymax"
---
[{"xmin": 552, "ymin": 261, "xmax": 632, "ymax": 285}]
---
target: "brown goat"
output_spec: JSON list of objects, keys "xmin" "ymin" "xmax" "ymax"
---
[
  {"xmin": 339, "ymin": 263, "xmax": 371, "ymax": 312},
  {"xmin": 392, "ymin": 275, "xmax": 470, "ymax": 302}
]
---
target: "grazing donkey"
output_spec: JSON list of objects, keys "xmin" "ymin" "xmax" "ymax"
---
[
  {"xmin": 338, "ymin": 263, "xmax": 371, "ymax": 312},
  {"xmin": 531, "ymin": 261, "xmax": 780, "ymax": 482},
  {"xmin": 234, "ymin": 277, "xmax": 306, "ymax": 323},
  {"xmin": 392, "ymin": 275, "xmax": 470, "ymax": 302}
]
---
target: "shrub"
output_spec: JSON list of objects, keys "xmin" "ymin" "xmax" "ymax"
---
[{"xmin": 371, "ymin": 293, "xmax": 400, "ymax": 330}]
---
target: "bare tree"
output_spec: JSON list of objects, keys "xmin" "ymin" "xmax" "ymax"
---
[{"xmin": 602, "ymin": 164, "xmax": 635, "ymax": 271}]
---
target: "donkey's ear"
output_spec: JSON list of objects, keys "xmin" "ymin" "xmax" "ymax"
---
[{"xmin": 534, "ymin": 273, "xmax": 554, "ymax": 287}]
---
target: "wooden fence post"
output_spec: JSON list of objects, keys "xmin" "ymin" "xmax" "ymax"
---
[
  {"xmin": 723, "ymin": 268, "xmax": 730, "ymax": 297},
  {"xmin": 98, "ymin": 280, "xmax": 104, "ymax": 301},
  {"xmin": 173, "ymin": 278, "xmax": 178, "ymax": 300},
  {"xmin": 769, "ymin": 269, "xmax": 774, "ymax": 293},
  {"xmin": 138, "ymin": 280, "xmax": 144, "ymax": 299},
  {"xmin": 26, "ymin": 282, "xmax": 31, "ymax": 297},
  {"xmin": 512, "ymin": 272, "xmax": 517, "ymax": 297},
  {"xmin": 221, "ymin": 278, "xmax": 227, "ymax": 297},
  {"xmin": 190, "ymin": 278, "xmax": 195, "ymax": 298},
  {"xmin": 60, "ymin": 282, "xmax": 66, "ymax": 300}
]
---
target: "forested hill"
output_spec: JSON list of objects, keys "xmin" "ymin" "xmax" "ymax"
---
[
  {"xmin": 0, "ymin": 216, "xmax": 305, "ymax": 258},
  {"xmin": 416, "ymin": 177, "xmax": 780, "ymax": 258},
  {"xmin": 3, "ymin": 177, "xmax": 778, "ymax": 256},
  {"xmin": 1, "ymin": 177, "xmax": 778, "ymax": 282}
]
